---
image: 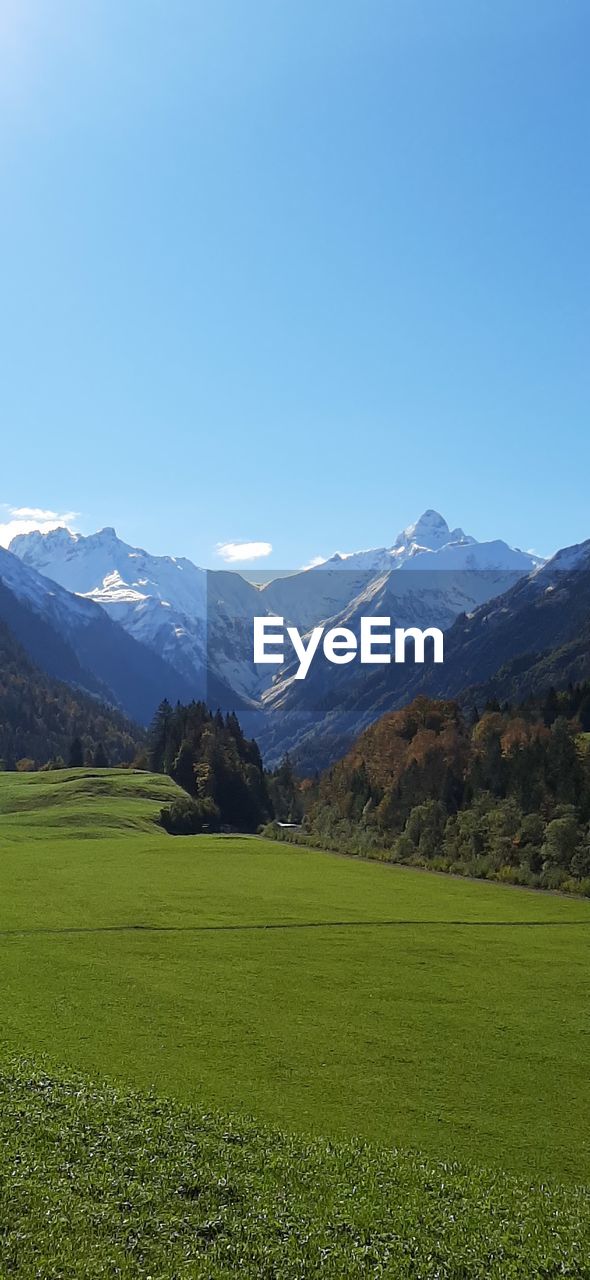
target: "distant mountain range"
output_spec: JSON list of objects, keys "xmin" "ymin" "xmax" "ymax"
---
[{"xmin": 4, "ymin": 510, "xmax": 588, "ymax": 768}]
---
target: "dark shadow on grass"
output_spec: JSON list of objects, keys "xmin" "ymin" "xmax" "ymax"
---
[{"xmin": 1, "ymin": 919, "xmax": 590, "ymax": 938}]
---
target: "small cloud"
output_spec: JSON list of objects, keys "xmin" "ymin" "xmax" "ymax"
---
[
  {"xmin": 11, "ymin": 506, "xmax": 63, "ymax": 520},
  {"xmin": 216, "ymin": 540, "xmax": 273, "ymax": 564},
  {"xmin": 0, "ymin": 504, "xmax": 78, "ymax": 549}
]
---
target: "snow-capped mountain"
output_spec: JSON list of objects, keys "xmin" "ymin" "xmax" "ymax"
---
[
  {"xmin": 12, "ymin": 525, "xmax": 210, "ymax": 683},
  {"xmin": 393, "ymin": 509, "xmax": 472, "ymax": 551},
  {"xmin": 10, "ymin": 525, "xmax": 270, "ymax": 700},
  {"xmin": 10, "ymin": 511, "xmax": 546, "ymax": 756},
  {"xmin": 0, "ymin": 544, "xmax": 200, "ymax": 723},
  {"xmin": 255, "ymin": 511, "xmax": 543, "ymax": 663},
  {"xmin": 12, "ymin": 526, "xmax": 206, "ymax": 615}
]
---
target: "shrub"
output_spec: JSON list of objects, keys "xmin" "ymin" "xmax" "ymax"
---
[{"xmin": 160, "ymin": 795, "xmax": 220, "ymax": 835}]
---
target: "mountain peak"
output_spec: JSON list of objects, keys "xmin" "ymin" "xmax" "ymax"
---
[
  {"xmin": 393, "ymin": 510, "xmax": 467, "ymax": 551},
  {"xmin": 10, "ymin": 525, "xmax": 77, "ymax": 552}
]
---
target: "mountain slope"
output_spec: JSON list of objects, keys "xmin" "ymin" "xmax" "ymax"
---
[
  {"xmin": 402, "ymin": 538, "xmax": 590, "ymax": 710},
  {"xmin": 0, "ymin": 616, "xmax": 140, "ymax": 766}
]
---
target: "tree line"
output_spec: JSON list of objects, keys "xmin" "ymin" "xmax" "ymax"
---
[{"xmin": 267, "ymin": 684, "xmax": 590, "ymax": 895}]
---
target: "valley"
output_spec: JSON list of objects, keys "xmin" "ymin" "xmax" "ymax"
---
[{"xmin": 4, "ymin": 7, "xmax": 586, "ymax": 1272}]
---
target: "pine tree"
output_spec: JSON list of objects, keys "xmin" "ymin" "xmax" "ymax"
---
[
  {"xmin": 172, "ymin": 740, "xmax": 196, "ymax": 795},
  {"xmin": 148, "ymin": 700, "xmax": 173, "ymax": 772}
]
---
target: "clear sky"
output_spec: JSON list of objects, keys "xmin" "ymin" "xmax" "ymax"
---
[{"xmin": 1, "ymin": 1, "xmax": 588, "ymax": 567}]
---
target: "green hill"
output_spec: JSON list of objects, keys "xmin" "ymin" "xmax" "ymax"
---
[{"xmin": 0, "ymin": 766, "xmax": 182, "ymax": 837}]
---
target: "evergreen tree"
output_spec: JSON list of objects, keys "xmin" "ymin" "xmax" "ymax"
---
[
  {"xmin": 546, "ymin": 718, "xmax": 581, "ymax": 804},
  {"xmin": 172, "ymin": 740, "xmax": 196, "ymax": 795},
  {"xmin": 148, "ymin": 700, "xmax": 271, "ymax": 831},
  {"xmin": 148, "ymin": 700, "xmax": 173, "ymax": 772}
]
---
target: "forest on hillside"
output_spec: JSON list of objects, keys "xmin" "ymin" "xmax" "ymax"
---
[
  {"xmin": 268, "ymin": 685, "xmax": 590, "ymax": 895},
  {"xmin": 0, "ymin": 621, "xmax": 140, "ymax": 769}
]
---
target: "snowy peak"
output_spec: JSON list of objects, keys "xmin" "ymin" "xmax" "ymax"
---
[
  {"xmin": 316, "ymin": 512, "xmax": 543, "ymax": 576},
  {"xmin": 532, "ymin": 537, "xmax": 590, "ymax": 579},
  {"xmin": 13, "ymin": 525, "xmax": 78, "ymax": 553},
  {"xmin": 0, "ymin": 543, "xmax": 90, "ymax": 621},
  {"xmin": 10, "ymin": 525, "xmax": 207, "ymax": 616},
  {"xmin": 392, "ymin": 509, "xmax": 470, "ymax": 552}
]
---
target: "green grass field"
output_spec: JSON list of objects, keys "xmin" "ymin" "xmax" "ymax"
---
[
  {"xmin": 1, "ymin": 768, "xmax": 589, "ymax": 1185},
  {"xmin": 3, "ymin": 1058, "xmax": 590, "ymax": 1280}
]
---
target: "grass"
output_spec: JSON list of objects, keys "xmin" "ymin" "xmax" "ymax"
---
[
  {"xmin": 1, "ymin": 769, "xmax": 589, "ymax": 1188},
  {"xmin": 2, "ymin": 1057, "xmax": 590, "ymax": 1280},
  {"xmin": 0, "ymin": 766, "xmax": 180, "ymax": 835}
]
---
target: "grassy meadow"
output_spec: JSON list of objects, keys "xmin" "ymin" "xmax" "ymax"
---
[
  {"xmin": 1, "ymin": 768, "xmax": 589, "ymax": 1177},
  {"xmin": 1, "ymin": 767, "xmax": 589, "ymax": 1274},
  {"xmin": 3, "ymin": 1058, "xmax": 590, "ymax": 1280}
]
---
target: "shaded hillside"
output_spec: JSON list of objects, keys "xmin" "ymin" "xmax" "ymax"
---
[
  {"xmin": 0, "ymin": 619, "xmax": 141, "ymax": 767},
  {"xmin": 451, "ymin": 620, "xmax": 590, "ymax": 712},
  {"xmin": 403, "ymin": 542, "xmax": 590, "ymax": 711}
]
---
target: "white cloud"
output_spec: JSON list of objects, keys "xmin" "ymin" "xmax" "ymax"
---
[
  {"xmin": 216, "ymin": 540, "xmax": 273, "ymax": 563},
  {"xmin": 0, "ymin": 504, "xmax": 78, "ymax": 548},
  {"xmin": 300, "ymin": 554, "xmax": 328, "ymax": 570}
]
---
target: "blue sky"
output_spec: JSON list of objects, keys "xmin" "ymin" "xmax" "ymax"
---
[{"xmin": 1, "ymin": 1, "xmax": 588, "ymax": 567}]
